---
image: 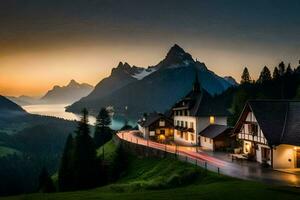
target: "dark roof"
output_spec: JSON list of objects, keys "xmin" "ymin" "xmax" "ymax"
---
[
  {"xmin": 234, "ymin": 100, "xmax": 300, "ymax": 146},
  {"xmin": 172, "ymin": 90, "xmax": 230, "ymax": 117},
  {"xmin": 199, "ymin": 124, "xmax": 232, "ymax": 139},
  {"xmin": 138, "ymin": 112, "xmax": 173, "ymax": 127}
]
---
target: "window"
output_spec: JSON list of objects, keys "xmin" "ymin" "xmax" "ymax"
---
[
  {"xmin": 204, "ymin": 137, "xmax": 207, "ymax": 142},
  {"xmin": 180, "ymin": 131, "xmax": 183, "ymax": 138},
  {"xmin": 185, "ymin": 132, "xmax": 188, "ymax": 140},
  {"xmin": 181, "ymin": 121, "xmax": 184, "ymax": 127},
  {"xmin": 209, "ymin": 116, "xmax": 215, "ymax": 124},
  {"xmin": 159, "ymin": 120, "xmax": 165, "ymax": 127},
  {"xmin": 248, "ymin": 124, "xmax": 258, "ymax": 136},
  {"xmin": 209, "ymin": 139, "xmax": 212, "ymax": 144},
  {"xmin": 160, "ymin": 130, "xmax": 165, "ymax": 135},
  {"xmin": 190, "ymin": 122, "xmax": 194, "ymax": 129},
  {"xmin": 191, "ymin": 134, "xmax": 194, "ymax": 141},
  {"xmin": 185, "ymin": 121, "xmax": 188, "ymax": 128}
]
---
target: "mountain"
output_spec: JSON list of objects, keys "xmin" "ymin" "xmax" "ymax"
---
[
  {"xmin": 41, "ymin": 80, "xmax": 94, "ymax": 104},
  {"xmin": 6, "ymin": 95, "xmax": 39, "ymax": 106},
  {"xmin": 67, "ymin": 44, "xmax": 237, "ymax": 118},
  {"xmin": 0, "ymin": 95, "xmax": 26, "ymax": 114},
  {"xmin": 224, "ymin": 76, "xmax": 238, "ymax": 86},
  {"xmin": 0, "ymin": 95, "xmax": 27, "ymax": 119}
]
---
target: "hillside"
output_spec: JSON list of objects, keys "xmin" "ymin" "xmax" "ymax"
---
[
  {"xmin": 2, "ymin": 141, "xmax": 300, "ymax": 200},
  {"xmin": 67, "ymin": 44, "xmax": 237, "ymax": 118},
  {"xmin": 0, "ymin": 96, "xmax": 26, "ymax": 114},
  {"xmin": 41, "ymin": 80, "xmax": 94, "ymax": 104}
]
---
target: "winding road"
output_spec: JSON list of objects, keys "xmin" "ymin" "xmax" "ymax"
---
[{"xmin": 117, "ymin": 130, "xmax": 300, "ymax": 186}]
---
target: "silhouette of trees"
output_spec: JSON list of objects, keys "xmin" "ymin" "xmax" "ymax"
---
[
  {"xmin": 241, "ymin": 67, "xmax": 252, "ymax": 84},
  {"xmin": 257, "ymin": 66, "xmax": 272, "ymax": 83},
  {"xmin": 58, "ymin": 109, "xmax": 103, "ymax": 191},
  {"xmin": 94, "ymin": 108, "xmax": 112, "ymax": 148},
  {"xmin": 38, "ymin": 167, "xmax": 55, "ymax": 193}
]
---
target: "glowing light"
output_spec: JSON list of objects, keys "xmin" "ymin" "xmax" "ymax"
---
[{"xmin": 209, "ymin": 116, "xmax": 215, "ymax": 124}]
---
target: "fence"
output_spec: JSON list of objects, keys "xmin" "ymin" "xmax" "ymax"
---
[{"xmin": 113, "ymin": 133, "xmax": 222, "ymax": 175}]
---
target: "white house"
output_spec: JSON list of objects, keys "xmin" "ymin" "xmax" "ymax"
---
[
  {"xmin": 172, "ymin": 74, "xmax": 229, "ymax": 146},
  {"xmin": 233, "ymin": 100, "xmax": 300, "ymax": 169}
]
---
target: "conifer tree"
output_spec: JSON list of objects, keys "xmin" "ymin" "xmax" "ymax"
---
[
  {"xmin": 273, "ymin": 67, "xmax": 280, "ymax": 79},
  {"xmin": 257, "ymin": 66, "xmax": 272, "ymax": 83},
  {"xmin": 73, "ymin": 108, "xmax": 100, "ymax": 190},
  {"xmin": 278, "ymin": 61, "xmax": 286, "ymax": 76},
  {"xmin": 38, "ymin": 167, "xmax": 55, "ymax": 193},
  {"xmin": 241, "ymin": 67, "xmax": 251, "ymax": 84},
  {"xmin": 94, "ymin": 108, "xmax": 112, "ymax": 148},
  {"xmin": 286, "ymin": 63, "xmax": 293, "ymax": 76},
  {"xmin": 58, "ymin": 134, "xmax": 74, "ymax": 191}
]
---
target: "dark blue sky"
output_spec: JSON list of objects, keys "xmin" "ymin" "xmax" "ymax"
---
[{"xmin": 1, "ymin": 0, "xmax": 300, "ymax": 95}]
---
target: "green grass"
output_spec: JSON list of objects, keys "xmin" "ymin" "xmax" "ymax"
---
[
  {"xmin": 2, "ymin": 141, "xmax": 300, "ymax": 200},
  {"xmin": 97, "ymin": 140, "xmax": 118, "ymax": 161},
  {"xmin": 0, "ymin": 146, "xmax": 20, "ymax": 157}
]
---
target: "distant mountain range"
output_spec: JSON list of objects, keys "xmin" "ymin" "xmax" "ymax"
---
[
  {"xmin": 7, "ymin": 80, "xmax": 94, "ymax": 106},
  {"xmin": 6, "ymin": 95, "xmax": 40, "ymax": 106},
  {"xmin": 40, "ymin": 80, "xmax": 94, "ymax": 104},
  {"xmin": 67, "ymin": 44, "xmax": 237, "ymax": 119}
]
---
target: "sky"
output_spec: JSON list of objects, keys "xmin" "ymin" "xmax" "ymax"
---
[{"xmin": 0, "ymin": 0, "xmax": 300, "ymax": 96}]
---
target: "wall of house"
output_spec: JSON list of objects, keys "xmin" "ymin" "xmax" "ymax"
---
[
  {"xmin": 174, "ymin": 116, "xmax": 227, "ymax": 146},
  {"xmin": 273, "ymin": 144, "xmax": 296, "ymax": 169},
  {"xmin": 256, "ymin": 144, "xmax": 271, "ymax": 165},
  {"xmin": 200, "ymin": 136, "xmax": 214, "ymax": 150},
  {"xmin": 174, "ymin": 116, "xmax": 197, "ymax": 145},
  {"xmin": 174, "ymin": 129, "xmax": 197, "ymax": 146},
  {"xmin": 138, "ymin": 125, "xmax": 148, "ymax": 139}
]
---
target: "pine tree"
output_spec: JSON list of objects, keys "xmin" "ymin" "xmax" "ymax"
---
[
  {"xmin": 94, "ymin": 108, "xmax": 112, "ymax": 148},
  {"xmin": 278, "ymin": 61, "xmax": 286, "ymax": 76},
  {"xmin": 257, "ymin": 66, "xmax": 272, "ymax": 83},
  {"xmin": 58, "ymin": 134, "xmax": 74, "ymax": 191},
  {"xmin": 241, "ymin": 67, "xmax": 251, "ymax": 84},
  {"xmin": 73, "ymin": 108, "xmax": 100, "ymax": 190},
  {"xmin": 38, "ymin": 167, "xmax": 55, "ymax": 193},
  {"xmin": 286, "ymin": 63, "xmax": 293, "ymax": 76},
  {"xmin": 273, "ymin": 67, "xmax": 280, "ymax": 79}
]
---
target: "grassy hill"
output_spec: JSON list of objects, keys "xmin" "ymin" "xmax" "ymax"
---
[
  {"xmin": 2, "ymin": 141, "xmax": 300, "ymax": 200},
  {"xmin": 0, "ymin": 146, "xmax": 20, "ymax": 157}
]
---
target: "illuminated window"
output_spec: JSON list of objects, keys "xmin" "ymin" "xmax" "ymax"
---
[
  {"xmin": 191, "ymin": 134, "xmax": 194, "ymax": 141},
  {"xmin": 209, "ymin": 116, "xmax": 215, "ymax": 124}
]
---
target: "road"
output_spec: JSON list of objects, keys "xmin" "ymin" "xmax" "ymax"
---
[{"xmin": 117, "ymin": 130, "xmax": 300, "ymax": 186}]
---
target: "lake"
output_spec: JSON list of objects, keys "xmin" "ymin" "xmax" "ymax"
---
[{"xmin": 22, "ymin": 104, "xmax": 135, "ymax": 130}]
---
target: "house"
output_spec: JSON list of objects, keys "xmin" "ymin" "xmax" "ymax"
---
[
  {"xmin": 172, "ymin": 74, "xmax": 229, "ymax": 146},
  {"xmin": 199, "ymin": 124, "xmax": 233, "ymax": 151},
  {"xmin": 137, "ymin": 112, "xmax": 174, "ymax": 142},
  {"xmin": 233, "ymin": 100, "xmax": 300, "ymax": 169}
]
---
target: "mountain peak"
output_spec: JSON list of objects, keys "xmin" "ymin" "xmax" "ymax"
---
[
  {"xmin": 68, "ymin": 79, "xmax": 80, "ymax": 87},
  {"xmin": 157, "ymin": 44, "xmax": 194, "ymax": 69}
]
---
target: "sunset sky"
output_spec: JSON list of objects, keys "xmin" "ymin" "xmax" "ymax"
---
[{"xmin": 1, "ymin": 0, "xmax": 300, "ymax": 96}]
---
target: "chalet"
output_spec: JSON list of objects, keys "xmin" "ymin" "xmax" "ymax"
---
[
  {"xmin": 172, "ymin": 74, "xmax": 229, "ymax": 146},
  {"xmin": 138, "ymin": 113, "xmax": 174, "ymax": 142},
  {"xmin": 233, "ymin": 100, "xmax": 300, "ymax": 169},
  {"xmin": 199, "ymin": 125, "xmax": 233, "ymax": 151}
]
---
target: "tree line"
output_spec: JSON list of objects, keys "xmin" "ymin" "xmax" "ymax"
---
[{"xmin": 225, "ymin": 60, "xmax": 300, "ymax": 125}]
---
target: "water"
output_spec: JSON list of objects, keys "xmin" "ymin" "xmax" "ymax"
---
[{"xmin": 22, "ymin": 104, "xmax": 135, "ymax": 130}]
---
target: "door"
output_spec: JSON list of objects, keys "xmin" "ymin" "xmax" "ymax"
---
[
  {"xmin": 261, "ymin": 147, "xmax": 270, "ymax": 162},
  {"xmin": 296, "ymin": 150, "xmax": 300, "ymax": 168}
]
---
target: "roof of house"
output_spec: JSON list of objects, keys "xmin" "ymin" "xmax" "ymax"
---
[
  {"xmin": 234, "ymin": 100, "xmax": 300, "ymax": 146},
  {"xmin": 138, "ymin": 112, "xmax": 173, "ymax": 128},
  {"xmin": 199, "ymin": 124, "xmax": 232, "ymax": 139},
  {"xmin": 172, "ymin": 75, "xmax": 230, "ymax": 117}
]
